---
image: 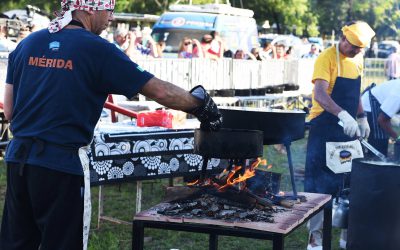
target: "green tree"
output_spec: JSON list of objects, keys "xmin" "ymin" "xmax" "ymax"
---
[
  {"xmin": 314, "ymin": 0, "xmax": 400, "ymax": 40},
  {"xmin": 244, "ymin": 0, "xmax": 319, "ymax": 36}
]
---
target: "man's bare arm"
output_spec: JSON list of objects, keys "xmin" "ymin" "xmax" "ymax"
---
[
  {"xmin": 139, "ymin": 77, "xmax": 201, "ymax": 112},
  {"xmin": 313, "ymin": 79, "xmax": 343, "ymax": 116},
  {"xmin": 378, "ymin": 113, "xmax": 397, "ymax": 139},
  {"xmin": 4, "ymin": 83, "xmax": 13, "ymax": 120}
]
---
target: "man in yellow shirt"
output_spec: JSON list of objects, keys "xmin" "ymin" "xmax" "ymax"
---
[{"xmin": 305, "ymin": 21, "xmax": 375, "ymax": 250}]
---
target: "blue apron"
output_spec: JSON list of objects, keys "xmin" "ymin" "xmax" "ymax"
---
[
  {"xmin": 305, "ymin": 46, "xmax": 361, "ymax": 195},
  {"xmin": 365, "ymin": 84, "xmax": 390, "ymax": 155}
]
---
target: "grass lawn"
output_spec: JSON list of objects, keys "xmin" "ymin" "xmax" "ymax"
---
[{"xmin": 0, "ymin": 134, "xmax": 345, "ymax": 250}]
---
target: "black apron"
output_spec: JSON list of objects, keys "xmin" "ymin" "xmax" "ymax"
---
[{"xmin": 305, "ymin": 47, "xmax": 361, "ymax": 195}]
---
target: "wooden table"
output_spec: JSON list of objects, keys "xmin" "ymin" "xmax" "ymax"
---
[{"xmin": 132, "ymin": 192, "xmax": 332, "ymax": 250}]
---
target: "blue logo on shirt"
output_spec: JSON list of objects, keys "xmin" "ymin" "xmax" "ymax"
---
[{"xmin": 49, "ymin": 41, "xmax": 60, "ymax": 51}]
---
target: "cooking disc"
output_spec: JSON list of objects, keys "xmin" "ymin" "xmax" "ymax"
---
[{"xmin": 194, "ymin": 128, "xmax": 263, "ymax": 159}]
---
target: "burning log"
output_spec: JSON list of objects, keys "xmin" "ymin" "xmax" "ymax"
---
[{"xmin": 163, "ymin": 186, "xmax": 202, "ymax": 203}]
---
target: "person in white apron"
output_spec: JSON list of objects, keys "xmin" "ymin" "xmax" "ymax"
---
[
  {"xmin": 0, "ymin": 1, "xmax": 222, "ymax": 249},
  {"xmin": 304, "ymin": 21, "xmax": 375, "ymax": 250},
  {"xmin": 361, "ymin": 79, "xmax": 400, "ymax": 156}
]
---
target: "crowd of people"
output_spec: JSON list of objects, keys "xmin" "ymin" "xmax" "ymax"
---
[
  {"xmin": 173, "ymin": 32, "xmax": 322, "ymax": 61},
  {"xmin": 1, "ymin": 13, "xmax": 323, "ymax": 62},
  {"xmin": 101, "ymin": 26, "xmax": 322, "ymax": 61}
]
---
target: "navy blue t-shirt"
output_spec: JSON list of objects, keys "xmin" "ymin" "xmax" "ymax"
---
[{"xmin": 5, "ymin": 28, "xmax": 154, "ymax": 175}]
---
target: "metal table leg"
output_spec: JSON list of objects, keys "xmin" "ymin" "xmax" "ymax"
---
[
  {"xmin": 132, "ymin": 220, "xmax": 144, "ymax": 250},
  {"xmin": 209, "ymin": 233, "xmax": 218, "ymax": 250},
  {"xmin": 98, "ymin": 185, "xmax": 104, "ymax": 229},
  {"xmin": 272, "ymin": 234, "xmax": 284, "ymax": 250},
  {"xmin": 322, "ymin": 199, "xmax": 332, "ymax": 250},
  {"xmin": 284, "ymin": 141, "xmax": 298, "ymax": 197}
]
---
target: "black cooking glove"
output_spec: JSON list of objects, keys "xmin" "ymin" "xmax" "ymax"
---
[{"xmin": 188, "ymin": 85, "xmax": 222, "ymax": 131}]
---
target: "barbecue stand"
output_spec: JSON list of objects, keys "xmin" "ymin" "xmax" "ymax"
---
[{"xmin": 132, "ymin": 192, "xmax": 332, "ymax": 250}]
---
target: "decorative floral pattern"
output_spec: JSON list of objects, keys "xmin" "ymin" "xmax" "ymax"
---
[
  {"xmin": 133, "ymin": 140, "xmax": 151, "ymax": 153},
  {"xmin": 184, "ymin": 154, "xmax": 203, "ymax": 166},
  {"xmin": 95, "ymin": 142, "xmax": 110, "ymax": 156},
  {"xmin": 141, "ymin": 156, "xmax": 161, "ymax": 170},
  {"xmin": 107, "ymin": 167, "xmax": 124, "ymax": 180},
  {"xmin": 169, "ymin": 158, "xmax": 180, "ymax": 171},
  {"xmin": 158, "ymin": 162, "xmax": 170, "ymax": 174},
  {"xmin": 117, "ymin": 142, "xmax": 131, "ymax": 154},
  {"xmin": 209, "ymin": 158, "xmax": 221, "ymax": 168},
  {"xmin": 86, "ymin": 130, "xmax": 226, "ymax": 185},
  {"xmin": 91, "ymin": 155, "xmax": 112, "ymax": 175},
  {"xmin": 122, "ymin": 161, "xmax": 134, "ymax": 175},
  {"xmin": 153, "ymin": 139, "xmax": 168, "ymax": 151}
]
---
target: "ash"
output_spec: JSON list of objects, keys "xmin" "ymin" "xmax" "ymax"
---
[{"xmin": 157, "ymin": 194, "xmax": 286, "ymax": 223}]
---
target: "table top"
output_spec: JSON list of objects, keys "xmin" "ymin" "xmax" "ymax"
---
[{"xmin": 134, "ymin": 192, "xmax": 331, "ymax": 235}]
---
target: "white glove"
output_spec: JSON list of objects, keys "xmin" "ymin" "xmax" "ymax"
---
[
  {"xmin": 338, "ymin": 110, "xmax": 360, "ymax": 138},
  {"xmin": 357, "ymin": 117, "xmax": 370, "ymax": 138}
]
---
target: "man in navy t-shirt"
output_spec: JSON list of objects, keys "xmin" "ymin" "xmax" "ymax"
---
[{"xmin": 0, "ymin": 1, "xmax": 222, "ymax": 249}]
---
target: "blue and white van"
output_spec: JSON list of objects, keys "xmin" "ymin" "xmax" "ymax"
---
[{"xmin": 151, "ymin": 4, "xmax": 259, "ymax": 57}]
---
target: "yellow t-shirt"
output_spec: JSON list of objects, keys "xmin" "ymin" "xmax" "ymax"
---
[{"xmin": 309, "ymin": 46, "xmax": 364, "ymax": 120}]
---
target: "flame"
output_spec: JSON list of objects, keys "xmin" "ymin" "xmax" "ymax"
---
[
  {"xmin": 187, "ymin": 179, "xmax": 199, "ymax": 186},
  {"xmin": 218, "ymin": 165, "xmax": 255, "ymax": 190},
  {"xmin": 187, "ymin": 158, "xmax": 270, "ymax": 191},
  {"xmin": 218, "ymin": 158, "xmax": 265, "ymax": 191}
]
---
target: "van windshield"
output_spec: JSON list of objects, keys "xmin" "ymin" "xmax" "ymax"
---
[{"xmin": 152, "ymin": 29, "xmax": 208, "ymax": 53}]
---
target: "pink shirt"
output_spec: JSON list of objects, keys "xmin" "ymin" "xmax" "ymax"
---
[{"xmin": 385, "ymin": 53, "xmax": 400, "ymax": 78}]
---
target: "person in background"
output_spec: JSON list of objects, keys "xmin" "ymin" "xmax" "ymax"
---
[
  {"xmin": 112, "ymin": 28, "xmax": 128, "ymax": 49},
  {"xmin": 286, "ymin": 46, "xmax": 293, "ymax": 59},
  {"xmin": 259, "ymin": 41, "xmax": 275, "ymax": 60},
  {"xmin": 249, "ymin": 47, "xmax": 262, "ymax": 61},
  {"xmin": 0, "ymin": 21, "xmax": 17, "ymax": 52},
  {"xmin": 361, "ymin": 79, "xmax": 400, "ymax": 156},
  {"xmin": 304, "ymin": 21, "xmax": 375, "ymax": 250},
  {"xmin": 127, "ymin": 27, "xmax": 158, "ymax": 59},
  {"xmin": 209, "ymin": 31, "xmax": 224, "ymax": 58},
  {"xmin": 16, "ymin": 26, "xmax": 32, "ymax": 43},
  {"xmin": 233, "ymin": 49, "xmax": 247, "ymax": 60},
  {"xmin": 223, "ymin": 49, "xmax": 233, "ymax": 58},
  {"xmin": 0, "ymin": 1, "xmax": 222, "ymax": 249},
  {"xmin": 274, "ymin": 43, "xmax": 289, "ymax": 60},
  {"xmin": 201, "ymin": 34, "xmax": 220, "ymax": 60},
  {"xmin": 178, "ymin": 37, "xmax": 203, "ymax": 58},
  {"xmin": 302, "ymin": 44, "xmax": 320, "ymax": 59},
  {"xmin": 384, "ymin": 46, "xmax": 400, "ymax": 80},
  {"xmin": 156, "ymin": 40, "xmax": 166, "ymax": 58}
]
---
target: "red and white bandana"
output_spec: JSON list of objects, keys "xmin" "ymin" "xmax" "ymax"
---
[{"xmin": 48, "ymin": 0, "xmax": 115, "ymax": 33}]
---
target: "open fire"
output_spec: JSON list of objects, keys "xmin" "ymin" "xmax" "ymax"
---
[
  {"xmin": 187, "ymin": 158, "xmax": 269, "ymax": 191},
  {"xmin": 157, "ymin": 158, "xmax": 302, "ymax": 223}
]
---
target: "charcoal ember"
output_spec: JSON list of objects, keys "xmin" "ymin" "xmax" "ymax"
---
[
  {"xmin": 223, "ymin": 205, "xmax": 231, "ymax": 210},
  {"xmin": 205, "ymin": 210, "xmax": 217, "ymax": 217},
  {"xmin": 210, "ymin": 204, "xmax": 220, "ymax": 212},
  {"xmin": 161, "ymin": 208, "xmax": 184, "ymax": 216},
  {"xmin": 217, "ymin": 210, "xmax": 236, "ymax": 218},
  {"xmin": 156, "ymin": 193, "xmax": 280, "ymax": 223},
  {"xmin": 184, "ymin": 201, "xmax": 199, "ymax": 209},
  {"xmin": 200, "ymin": 201, "xmax": 208, "ymax": 207},
  {"xmin": 239, "ymin": 212, "xmax": 249, "ymax": 219},
  {"xmin": 191, "ymin": 209, "xmax": 203, "ymax": 216}
]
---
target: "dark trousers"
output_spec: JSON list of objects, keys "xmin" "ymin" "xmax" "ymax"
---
[{"xmin": 0, "ymin": 163, "xmax": 84, "ymax": 250}]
